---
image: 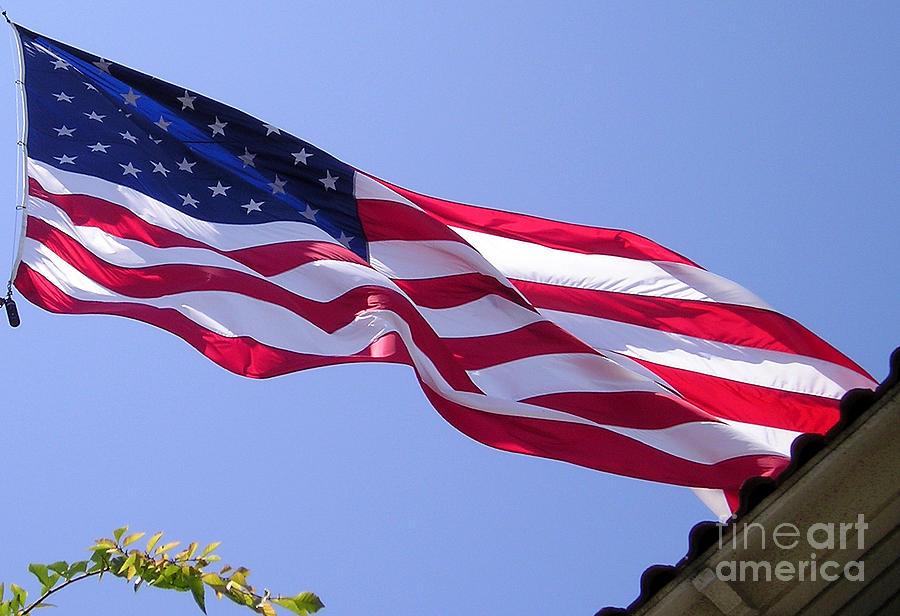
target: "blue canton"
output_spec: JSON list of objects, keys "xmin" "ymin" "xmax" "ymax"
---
[{"xmin": 17, "ymin": 25, "xmax": 367, "ymax": 259}]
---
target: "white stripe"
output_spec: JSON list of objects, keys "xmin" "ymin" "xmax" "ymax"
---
[
  {"xmin": 353, "ymin": 172, "xmax": 419, "ymax": 208},
  {"xmin": 416, "ymin": 294, "xmax": 543, "ymax": 338},
  {"xmin": 28, "ymin": 159, "xmax": 343, "ymax": 250},
  {"xmin": 719, "ymin": 418, "xmax": 802, "ymax": 458},
  {"xmin": 451, "ymin": 226, "xmax": 772, "ymax": 309},
  {"xmin": 612, "ymin": 420, "xmax": 794, "ymax": 465},
  {"xmin": 540, "ymin": 308, "xmax": 874, "ymax": 398},
  {"xmin": 369, "ymin": 238, "xmax": 514, "ymax": 286},
  {"xmin": 467, "ymin": 353, "xmax": 667, "ymax": 399}
]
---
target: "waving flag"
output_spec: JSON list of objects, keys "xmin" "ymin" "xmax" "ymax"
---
[{"xmin": 9, "ymin": 24, "xmax": 877, "ymax": 511}]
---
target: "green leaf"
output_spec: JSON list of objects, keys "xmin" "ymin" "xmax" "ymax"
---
[
  {"xmin": 40, "ymin": 574, "xmax": 61, "ymax": 596},
  {"xmin": 113, "ymin": 526, "xmax": 128, "ymax": 542},
  {"xmin": 47, "ymin": 561, "xmax": 68, "ymax": 576},
  {"xmin": 0, "ymin": 582, "xmax": 4, "ymax": 601},
  {"xmin": 28, "ymin": 563, "xmax": 51, "ymax": 586},
  {"xmin": 189, "ymin": 578, "xmax": 206, "ymax": 614},
  {"xmin": 67, "ymin": 560, "xmax": 88, "ymax": 577},
  {"xmin": 31, "ymin": 603, "xmax": 56, "ymax": 610},
  {"xmin": 10, "ymin": 583, "xmax": 26, "ymax": 604},
  {"xmin": 146, "ymin": 531, "xmax": 164, "ymax": 553},
  {"xmin": 122, "ymin": 532, "xmax": 146, "ymax": 548},
  {"xmin": 272, "ymin": 593, "xmax": 324, "ymax": 616}
]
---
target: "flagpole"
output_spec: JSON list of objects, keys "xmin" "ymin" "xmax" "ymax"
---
[{"xmin": 2, "ymin": 11, "xmax": 26, "ymax": 325}]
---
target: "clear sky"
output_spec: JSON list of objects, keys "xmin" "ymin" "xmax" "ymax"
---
[{"xmin": 0, "ymin": 2, "xmax": 896, "ymax": 615}]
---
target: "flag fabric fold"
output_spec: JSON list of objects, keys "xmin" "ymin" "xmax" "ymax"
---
[{"xmin": 10, "ymin": 24, "xmax": 877, "ymax": 511}]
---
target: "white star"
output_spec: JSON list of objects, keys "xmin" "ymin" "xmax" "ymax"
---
[
  {"xmin": 51, "ymin": 58, "xmax": 70, "ymax": 70},
  {"xmin": 241, "ymin": 198, "xmax": 264, "ymax": 214},
  {"xmin": 53, "ymin": 92, "xmax": 74, "ymax": 102},
  {"xmin": 88, "ymin": 142, "xmax": 110, "ymax": 153},
  {"xmin": 262, "ymin": 122, "xmax": 280, "ymax": 136},
  {"xmin": 148, "ymin": 135, "xmax": 162, "ymax": 145},
  {"xmin": 155, "ymin": 116, "xmax": 172, "ymax": 131},
  {"xmin": 319, "ymin": 169, "xmax": 338, "ymax": 191},
  {"xmin": 84, "ymin": 110, "xmax": 106, "ymax": 122},
  {"xmin": 119, "ymin": 130, "xmax": 138, "ymax": 143},
  {"xmin": 121, "ymin": 88, "xmax": 141, "ymax": 106},
  {"xmin": 336, "ymin": 231, "xmax": 355, "ymax": 249},
  {"xmin": 120, "ymin": 162, "xmax": 141, "ymax": 177},
  {"xmin": 238, "ymin": 147, "xmax": 257, "ymax": 168},
  {"xmin": 93, "ymin": 58, "xmax": 113, "ymax": 73},
  {"xmin": 54, "ymin": 125, "xmax": 76, "ymax": 137},
  {"xmin": 300, "ymin": 205, "xmax": 318, "ymax": 221},
  {"xmin": 151, "ymin": 161, "xmax": 170, "ymax": 177},
  {"xmin": 209, "ymin": 181, "xmax": 231, "ymax": 197},
  {"xmin": 177, "ymin": 158, "xmax": 196, "ymax": 173},
  {"xmin": 84, "ymin": 82, "xmax": 98, "ymax": 91},
  {"xmin": 208, "ymin": 116, "xmax": 227, "ymax": 137},
  {"xmin": 54, "ymin": 154, "xmax": 77, "ymax": 165},
  {"xmin": 179, "ymin": 193, "xmax": 199, "ymax": 208},
  {"xmin": 177, "ymin": 90, "xmax": 196, "ymax": 110},
  {"xmin": 292, "ymin": 148, "xmax": 312, "ymax": 165},
  {"xmin": 268, "ymin": 174, "xmax": 287, "ymax": 195}
]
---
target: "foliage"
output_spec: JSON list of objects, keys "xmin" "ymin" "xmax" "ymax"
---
[{"xmin": 0, "ymin": 527, "xmax": 323, "ymax": 616}]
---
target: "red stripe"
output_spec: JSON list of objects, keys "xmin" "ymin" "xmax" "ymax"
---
[
  {"xmin": 370, "ymin": 176, "xmax": 700, "ymax": 265},
  {"xmin": 512, "ymin": 278, "xmax": 871, "ymax": 377},
  {"xmin": 629, "ymin": 358, "xmax": 841, "ymax": 434},
  {"xmin": 24, "ymin": 220, "xmax": 483, "ymax": 393},
  {"xmin": 420, "ymin": 382, "xmax": 789, "ymax": 491},
  {"xmin": 15, "ymin": 264, "xmax": 413, "ymax": 378},
  {"xmin": 358, "ymin": 198, "xmax": 466, "ymax": 243},
  {"xmin": 521, "ymin": 390, "xmax": 719, "ymax": 430},
  {"xmin": 442, "ymin": 320, "xmax": 598, "ymax": 371},
  {"xmin": 29, "ymin": 177, "xmax": 366, "ymax": 276},
  {"xmin": 393, "ymin": 273, "xmax": 532, "ymax": 310}
]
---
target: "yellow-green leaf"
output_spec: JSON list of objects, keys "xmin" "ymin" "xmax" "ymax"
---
[
  {"xmin": 200, "ymin": 542, "xmax": 221, "ymax": 558},
  {"xmin": 201, "ymin": 573, "xmax": 226, "ymax": 587},
  {"xmin": 155, "ymin": 541, "xmax": 181, "ymax": 556},
  {"xmin": 259, "ymin": 601, "xmax": 276, "ymax": 616},
  {"xmin": 122, "ymin": 532, "xmax": 146, "ymax": 547},
  {"xmin": 146, "ymin": 532, "xmax": 164, "ymax": 553},
  {"xmin": 118, "ymin": 553, "xmax": 137, "ymax": 575},
  {"xmin": 113, "ymin": 526, "xmax": 128, "ymax": 542},
  {"xmin": 89, "ymin": 539, "xmax": 116, "ymax": 552}
]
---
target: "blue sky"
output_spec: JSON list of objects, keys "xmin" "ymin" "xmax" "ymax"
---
[{"xmin": 0, "ymin": 2, "xmax": 896, "ymax": 615}]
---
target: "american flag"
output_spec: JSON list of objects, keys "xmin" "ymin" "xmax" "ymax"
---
[{"xmin": 11, "ymin": 24, "xmax": 877, "ymax": 515}]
